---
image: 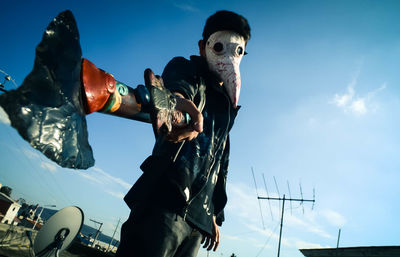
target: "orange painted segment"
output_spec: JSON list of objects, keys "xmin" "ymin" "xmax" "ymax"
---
[{"xmin": 81, "ymin": 58, "xmax": 116, "ymax": 114}]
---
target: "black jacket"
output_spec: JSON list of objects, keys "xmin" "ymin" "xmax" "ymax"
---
[{"xmin": 124, "ymin": 55, "xmax": 239, "ymax": 235}]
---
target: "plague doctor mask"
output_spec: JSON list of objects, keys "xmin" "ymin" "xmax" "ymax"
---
[{"xmin": 204, "ymin": 30, "xmax": 246, "ymax": 108}]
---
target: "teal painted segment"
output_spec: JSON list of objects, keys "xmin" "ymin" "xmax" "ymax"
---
[
  {"xmin": 100, "ymin": 94, "xmax": 116, "ymax": 113},
  {"xmin": 116, "ymin": 81, "xmax": 129, "ymax": 96},
  {"xmin": 185, "ymin": 112, "xmax": 191, "ymax": 124}
]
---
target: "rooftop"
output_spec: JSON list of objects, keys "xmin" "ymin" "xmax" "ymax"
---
[
  {"xmin": 0, "ymin": 192, "xmax": 21, "ymax": 207},
  {"xmin": 300, "ymin": 246, "xmax": 400, "ymax": 257}
]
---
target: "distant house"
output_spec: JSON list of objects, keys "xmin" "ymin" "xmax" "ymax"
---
[{"xmin": 0, "ymin": 192, "xmax": 21, "ymax": 225}]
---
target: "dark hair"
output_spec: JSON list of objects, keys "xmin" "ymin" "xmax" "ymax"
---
[{"xmin": 202, "ymin": 10, "xmax": 251, "ymax": 43}]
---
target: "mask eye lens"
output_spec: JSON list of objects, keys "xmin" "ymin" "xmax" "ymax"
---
[
  {"xmin": 213, "ymin": 42, "xmax": 223, "ymax": 53},
  {"xmin": 237, "ymin": 46, "xmax": 244, "ymax": 55}
]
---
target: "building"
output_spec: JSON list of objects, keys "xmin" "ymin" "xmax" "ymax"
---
[
  {"xmin": 0, "ymin": 192, "xmax": 21, "ymax": 225},
  {"xmin": 300, "ymin": 246, "xmax": 400, "ymax": 257}
]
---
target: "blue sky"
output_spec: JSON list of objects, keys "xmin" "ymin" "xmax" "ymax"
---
[{"xmin": 1, "ymin": 1, "xmax": 400, "ymax": 257}]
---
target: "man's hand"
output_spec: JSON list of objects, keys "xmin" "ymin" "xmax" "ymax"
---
[
  {"xmin": 144, "ymin": 69, "xmax": 203, "ymax": 142},
  {"xmin": 201, "ymin": 216, "xmax": 220, "ymax": 251},
  {"xmin": 165, "ymin": 93, "xmax": 203, "ymax": 142}
]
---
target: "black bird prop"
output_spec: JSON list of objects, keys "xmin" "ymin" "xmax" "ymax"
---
[{"xmin": 0, "ymin": 10, "xmax": 189, "ymax": 169}]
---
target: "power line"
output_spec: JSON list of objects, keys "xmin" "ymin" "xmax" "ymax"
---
[
  {"xmin": 0, "ymin": 114, "xmax": 73, "ymax": 207},
  {"xmin": 1, "ymin": 127, "xmax": 60, "ymax": 203},
  {"xmin": 0, "ymin": 69, "xmax": 69, "ymax": 206},
  {"xmin": 255, "ymin": 223, "xmax": 280, "ymax": 257},
  {"xmin": 36, "ymin": 152, "xmax": 73, "ymax": 206}
]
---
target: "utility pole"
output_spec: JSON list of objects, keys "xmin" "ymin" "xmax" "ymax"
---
[
  {"xmin": 90, "ymin": 219, "xmax": 103, "ymax": 248},
  {"xmin": 258, "ymin": 194, "xmax": 315, "ymax": 257},
  {"xmin": 107, "ymin": 218, "xmax": 121, "ymax": 252},
  {"xmin": 336, "ymin": 228, "xmax": 341, "ymax": 248},
  {"xmin": 32, "ymin": 204, "xmax": 56, "ymax": 230},
  {"xmin": 277, "ymin": 195, "xmax": 285, "ymax": 257}
]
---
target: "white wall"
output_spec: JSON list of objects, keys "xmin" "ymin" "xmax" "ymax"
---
[{"xmin": 1, "ymin": 202, "xmax": 21, "ymax": 225}]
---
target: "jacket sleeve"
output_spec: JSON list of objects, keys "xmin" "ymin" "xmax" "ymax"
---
[
  {"xmin": 212, "ymin": 137, "xmax": 230, "ymax": 226},
  {"xmin": 161, "ymin": 57, "xmax": 199, "ymax": 101}
]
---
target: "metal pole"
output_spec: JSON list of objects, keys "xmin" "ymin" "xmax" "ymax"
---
[
  {"xmin": 33, "ymin": 205, "xmax": 56, "ymax": 230},
  {"xmin": 32, "ymin": 207, "xmax": 44, "ymax": 230},
  {"xmin": 107, "ymin": 218, "xmax": 121, "ymax": 252},
  {"xmin": 257, "ymin": 186, "xmax": 314, "ymax": 257},
  {"xmin": 93, "ymin": 223, "xmax": 102, "ymax": 248},
  {"xmin": 90, "ymin": 219, "xmax": 103, "ymax": 248},
  {"xmin": 277, "ymin": 194, "xmax": 285, "ymax": 257},
  {"xmin": 336, "ymin": 229, "xmax": 341, "ymax": 248}
]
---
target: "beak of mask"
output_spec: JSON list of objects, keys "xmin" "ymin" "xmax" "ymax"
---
[{"xmin": 205, "ymin": 31, "xmax": 246, "ymax": 108}]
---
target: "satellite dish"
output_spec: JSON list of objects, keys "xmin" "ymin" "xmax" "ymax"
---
[{"xmin": 33, "ymin": 206, "xmax": 84, "ymax": 257}]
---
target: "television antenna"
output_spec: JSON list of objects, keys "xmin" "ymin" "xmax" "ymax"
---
[
  {"xmin": 33, "ymin": 206, "xmax": 84, "ymax": 257},
  {"xmin": 251, "ymin": 167, "xmax": 265, "ymax": 229},
  {"xmin": 252, "ymin": 169, "xmax": 315, "ymax": 257},
  {"xmin": 258, "ymin": 193, "xmax": 315, "ymax": 257}
]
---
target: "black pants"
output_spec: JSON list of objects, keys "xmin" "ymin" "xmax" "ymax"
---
[{"xmin": 116, "ymin": 206, "xmax": 202, "ymax": 257}]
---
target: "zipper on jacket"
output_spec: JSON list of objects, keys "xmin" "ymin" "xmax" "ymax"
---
[{"xmin": 183, "ymin": 91, "xmax": 232, "ymax": 222}]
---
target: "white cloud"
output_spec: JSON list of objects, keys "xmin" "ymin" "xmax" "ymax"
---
[
  {"xmin": 246, "ymin": 223, "xmax": 279, "ymax": 239},
  {"xmin": 252, "ymin": 237, "xmax": 274, "ymax": 251},
  {"xmin": 0, "ymin": 107, "xmax": 10, "ymax": 125},
  {"xmin": 367, "ymin": 83, "xmax": 386, "ymax": 98},
  {"xmin": 224, "ymin": 234, "xmax": 242, "ymax": 241},
  {"xmin": 333, "ymin": 86, "xmax": 355, "ymax": 107},
  {"xmin": 105, "ymin": 190, "xmax": 125, "ymax": 199},
  {"xmin": 285, "ymin": 211, "xmax": 333, "ymax": 239},
  {"xmin": 320, "ymin": 209, "xmax": 346, "ymax": 227},
  {"xmin": 103, "ymin": 221, "xmax": 121, "ymax": 237},
  {"xmin": 22, "ymin": 148, "xmax": 41, "ymax": 159},
  {"xmin": 40, "ymin": 161, "xmax": 57, "ymax": 173},
  {"xmin": 350, "ymin": 99, "xmax": 367, "ymax": 114},
  {"xmin": 173, "ymin": 2, "xmax": 198, "ymax": 12},
  {"xmin": 295, "ymin": 240, "xmax": 325, "ymax": 249},
  {"xmin": 75, "ymin": 166, "xmax": 132, "ymax": 198},
  {"xmin": 306, "ymin": 226, "xmax": 333, "ymax": 239},
  {"xmin": 331, "ymin": 68, "xmax": 386, "ymax": 115},
  {"xmin": 77, "ymin": 171, "xmax": 104, "ymax": 184},
  {"xmin": 225, "ymin": 182, "xmax": 280, "ymax": 224},
  {"xmin": 92, "ymin": 167, "xmax": 132, "ymax": 190}
]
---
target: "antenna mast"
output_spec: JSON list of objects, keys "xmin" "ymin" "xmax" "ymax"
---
[
  {"xmin": 257, "ymin": 179, "xmax": 315, "ymax": 257},
  {"xmin": 89, "ymin": 219, "xmax": 103, "ymax": 248}
]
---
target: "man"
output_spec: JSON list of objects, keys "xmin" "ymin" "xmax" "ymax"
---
[{"xmin": 116, "ymin": 10, "xmax": 251, "ymax": 257}]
